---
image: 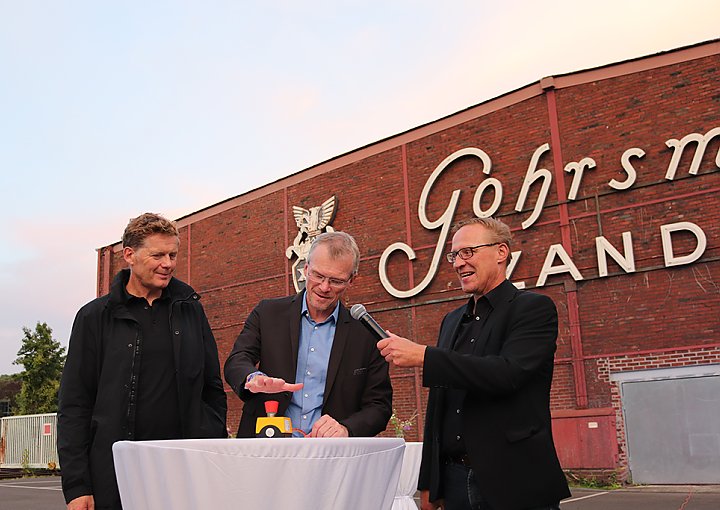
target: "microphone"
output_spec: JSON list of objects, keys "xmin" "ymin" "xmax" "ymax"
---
[{"xmin": 350, "ymin": 304, "xmax": 389, "ymax": 339}]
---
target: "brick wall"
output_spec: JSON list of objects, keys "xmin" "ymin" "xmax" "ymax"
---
[{"xmin": 98, "ymin": 41, "xmax": 720, "ymax": 473}]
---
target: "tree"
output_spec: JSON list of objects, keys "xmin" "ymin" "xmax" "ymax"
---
[
  {"xmin": 13, "ymin": 322, "xmax": 66, "ymax": 415},
  {"xmin": 0, "ymin": 373, "xmax": 22, "ymax": 416}
]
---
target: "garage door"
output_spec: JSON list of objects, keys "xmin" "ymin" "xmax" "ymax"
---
[{"xmin": 612, "ymin": 365, "xmax": 720, "ymax": 484}]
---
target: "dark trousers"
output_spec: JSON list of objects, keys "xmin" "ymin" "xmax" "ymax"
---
[{"xmin": 442, "ymin": 461, "xmax": 561, "ymax": 510}]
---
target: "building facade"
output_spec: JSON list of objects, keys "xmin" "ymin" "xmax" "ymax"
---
[{"xmin": 97, "ymin": 40, "xmax": 720, "ymax": 483}]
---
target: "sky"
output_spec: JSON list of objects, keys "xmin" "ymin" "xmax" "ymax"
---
[{"xmin": 1, "ymin": 0, "xmax": 718, "ymax": 375}]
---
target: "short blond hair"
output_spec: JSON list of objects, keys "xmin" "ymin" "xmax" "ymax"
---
[
  {"xmin": 452, "ymin": 217, "xmax": 513, "ymax": 263},
  {"xmin": 122, "ymin": 213, "xmax": 179, "ymax": 249}
]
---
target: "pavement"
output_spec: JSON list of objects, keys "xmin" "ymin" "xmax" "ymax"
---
[
  {"xmin": 562, "ymin": 485, "xmax": 720, "ymax": 510},
  {"xmin": 1, "ymin": 475, "xmax": 719, "ymax": 509},
  {"xmin": 0, "ymin": 475, "xmax": 65, "ymax": 510}
]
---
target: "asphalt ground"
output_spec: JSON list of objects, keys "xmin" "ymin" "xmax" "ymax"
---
[
  {"xmin": 561, "ymin": 485, "xmax": 720, "ymax": 510},
  {"xmin": 0, "ymin": 476, "xmax": 719, "ymax": 510},
  {"xmin": 0, "ymin": 475, "xmax": 65, "ymax": 510}
]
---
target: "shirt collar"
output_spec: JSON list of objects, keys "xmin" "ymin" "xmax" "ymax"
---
[
  {"xmin": 121, "ymin": 283, "xmax": 169, "ymax": 304},
  {"xmin": 483, "ymin": 279, "xmax": 509, "ymax": 309},
  {"xmin": 462, "ymin": 296, "xmax": 476, "ymax": 317},
  {"xmin": 464, "ymin": 280, "xmax": 507, "ymax": 317},
  {"xmin": 301, "ymin": 290, "xmax": 340, "ymax": 324}
]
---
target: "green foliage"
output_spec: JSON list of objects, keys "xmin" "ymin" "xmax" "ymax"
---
[
  {"xmin": 566, "ymin": 470, "xmax": 622, "ymax": 490},
  {"xmin": 13, "ymin": 322, "xmax": 66, "ymax": 415},
  {"xmin": 388, "ymin": 408, "xmax": 418, "ymax": 438},
  {"xmin": 0, "ymin": 373, "xmax": 22, "ymax": 416},
  {"xmin": 21, "ymin": 449, "xmax": 32, "ymax": 476},
  {"xmin": 0, "ymin": 373, "xmax": 22, "ymax": 385}
]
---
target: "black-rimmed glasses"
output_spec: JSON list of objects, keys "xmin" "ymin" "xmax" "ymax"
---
[{"xmin": 445, "ymin": 243, "xmax": 499, "ymax": 263}]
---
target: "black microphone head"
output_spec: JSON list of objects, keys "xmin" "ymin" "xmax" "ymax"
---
[{"xmin": 350, "ymin": 304, "xmax": 367, "ymax": 320}]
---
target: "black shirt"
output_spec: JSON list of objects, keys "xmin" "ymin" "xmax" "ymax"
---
[
  {"xmin": 440, "ymin": 294, "xmax": 491, "ymax": 458},
  {"xmin": 123, "ymin": 287, "xmax": 181, "ymax": 440}
]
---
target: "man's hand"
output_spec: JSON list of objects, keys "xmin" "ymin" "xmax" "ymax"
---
[
  {"xmin": 377, "ymin": 332, "xmax": 426, "ymax": 368},
  {"xmin": 309, "ymin": 415, "xmax": 349, "ymax": 438},
  {"xmin": 244, "ymin": 374, "xmax": 303, "ymax": 394},
  {"xmin": 67, "ymin": 495, "xmax": 94, "ymax": 510},
  {"xmin": 420, "ymin": 490, "xmax": 442, "ymax": 510}
]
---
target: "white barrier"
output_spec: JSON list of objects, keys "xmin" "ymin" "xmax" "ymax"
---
[{"xmin": 0, "ymin": 413, "xmax": 59, "ymax": 469}]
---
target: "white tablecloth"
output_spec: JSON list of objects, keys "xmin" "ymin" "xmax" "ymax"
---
[
  {"xmin": 113, "ymin": 437, "xmax": 405, "ymax": 510},
  {"xmin": 393, "ymin": 442, "xmax": 423, "ymax": 510}
]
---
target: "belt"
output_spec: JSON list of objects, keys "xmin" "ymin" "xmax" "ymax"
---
[{"xmin": 445, "ymin": 453, "xmax": 472, "ymax": 468}]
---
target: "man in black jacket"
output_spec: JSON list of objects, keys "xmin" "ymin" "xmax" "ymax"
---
[
  {"xmin": 58, "ymin": 213, "xmax": 227, "ymax": 510},
  {"xmin": 378, "ymin": 217, "xmax": 570, "ymax": 510}
]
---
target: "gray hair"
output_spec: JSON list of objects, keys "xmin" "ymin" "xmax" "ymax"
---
[{"xmin": 307, "ymin": 231, "xmax": 360, "ymax": 275}]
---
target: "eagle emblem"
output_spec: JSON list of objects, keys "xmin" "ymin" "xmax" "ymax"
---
[{"xmin": 286, "ymin": 195, "xmax": 337, "ymax": 292}]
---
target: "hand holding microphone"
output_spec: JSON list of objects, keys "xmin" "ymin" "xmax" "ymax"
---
[{"xmin": 351, "ymin": 303, "xmax": 426, "ymax": 368}]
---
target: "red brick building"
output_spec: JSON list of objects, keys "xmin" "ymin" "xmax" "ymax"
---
[{"xmin": 97, "ymin": 39, "xmax": 720, "ymax": 484}]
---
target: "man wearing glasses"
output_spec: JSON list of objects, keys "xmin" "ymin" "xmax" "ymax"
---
[
  {"xmin": 378, "ymin": 218, "xmax": 570, "ymax": 510},
  {"xmin": 225, "ymin": 231, "xmax": 392, "ymax": 438}
]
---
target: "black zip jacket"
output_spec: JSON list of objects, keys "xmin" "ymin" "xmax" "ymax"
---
[{"xmin": 57, "ymin": 269, "xmax": 227, "ymax": 509}]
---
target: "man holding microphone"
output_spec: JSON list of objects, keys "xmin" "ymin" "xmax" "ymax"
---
[{"xmin": 377, "ymin": 218, "xmax": 570, "ymax": 510}]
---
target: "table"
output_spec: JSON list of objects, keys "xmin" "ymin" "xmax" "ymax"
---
[
  {"xmin": 113, "ymin": 437, "xmax": 405, "ymax": 510},
  {"xmin": 393, "ymin": 442, "xmax": 423, "ymax": 510}
]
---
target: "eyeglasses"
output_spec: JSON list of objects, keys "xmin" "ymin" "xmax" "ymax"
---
[
  {"xmin": 306, "ymin": 268, "xmax": 353, "ymax": 289},
  {"xmin": 445, "ymin": 243, "xmax": 499, "ymax": 263}
]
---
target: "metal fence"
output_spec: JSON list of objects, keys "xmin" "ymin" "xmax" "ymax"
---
[{"xmin": 0, "ymin": 413, "xmax": 59, "ymax": 469}]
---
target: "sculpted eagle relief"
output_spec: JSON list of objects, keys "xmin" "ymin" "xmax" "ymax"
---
[{"xmin": 286, "ymin": 195, "xmax": 337, "ymax": 292}]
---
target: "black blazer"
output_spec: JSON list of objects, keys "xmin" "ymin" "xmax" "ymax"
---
[
  {"xmin": 224, "ymin": 292, "xmax": 392, "ymax": 438},
  {"xmin": 418, "ymin": 280, "xmax": 570, "ymax": 510}
]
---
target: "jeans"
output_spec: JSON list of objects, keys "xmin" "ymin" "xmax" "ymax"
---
[{"xmin": 442, "ymin": 461, "xmax": 561, "ymax": 510}]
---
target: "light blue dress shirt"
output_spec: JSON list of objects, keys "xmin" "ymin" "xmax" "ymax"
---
[{"xmin": 285, "ymin": 295, "xmax": 339, "ymax": 436}]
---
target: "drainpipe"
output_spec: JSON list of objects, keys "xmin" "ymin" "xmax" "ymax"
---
[{"xmin": 543, "ymin": 77, "xmax": 588, "ymax": 408}]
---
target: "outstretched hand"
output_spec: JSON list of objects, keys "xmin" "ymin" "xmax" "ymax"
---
[{"xmin": 245, "ymin": 375, "xmax": 303, "ymax": 394}]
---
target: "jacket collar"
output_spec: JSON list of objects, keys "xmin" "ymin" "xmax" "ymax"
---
[
  {"xmin": 485, "ymin": 279, "xmax": 518, "ymax": 306},
  {"xmin": 461, "ymin": 279, "xmax": 516, "ymax": 316},
  {"xmin": 107, "ymin": 268, "xmax": 198, "ymax": 308},
  {"xmin": 476, "ymin": 279, "xmax": 516, "ymax": 310},
  {"xmin": 441, "ymin": 279, "xmax": 517, "ymax": 349}
]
